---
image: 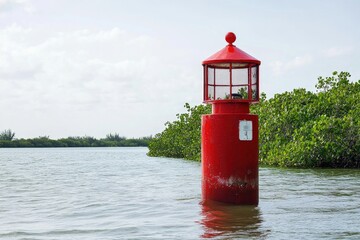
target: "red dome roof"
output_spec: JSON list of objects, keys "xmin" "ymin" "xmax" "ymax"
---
[{"xmin": 203, "ymin": 32, "xmax": 260, "ymax": 65}]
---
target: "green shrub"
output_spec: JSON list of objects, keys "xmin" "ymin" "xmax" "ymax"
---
[{"xmin": 149, "ymin": 71, "xmax": 360, "ymax": 168}]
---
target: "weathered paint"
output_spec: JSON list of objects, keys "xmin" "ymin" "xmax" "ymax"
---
[{"xmin": 201, "ymin": 112, "xmax": 259, "ymax": 205}]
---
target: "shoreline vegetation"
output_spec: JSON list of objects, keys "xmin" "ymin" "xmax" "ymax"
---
[
  {"xmin": 148, "ymin": 72, "xmax": 360, "ymax": 168},
  {"xmin": 0, "ymin": 132, "xmax": 151, "ymax": 148}
]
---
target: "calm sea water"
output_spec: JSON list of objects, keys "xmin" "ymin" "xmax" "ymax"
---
[{"xmin": 0, "ymin": 147, "xmax": 359, "ymax": 239}]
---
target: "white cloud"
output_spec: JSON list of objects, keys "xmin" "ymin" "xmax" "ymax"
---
[
  {"xmin": 0, "ymin": 25, "xmax": 171, "ymax": 107},
  {"xmin": 324, "ymin": 46, "xmax": 353, "ymax": 57},
  {"xmin": 269, "ymin": 54, "xmax": 313, "ymax": 76},
  {"xmin": 0, "ymin": 0, "xmax": 34, "ymax": 14},
  {"xmin": 0, "ymin": 24, "xmax": 200, "ymax": 138}
]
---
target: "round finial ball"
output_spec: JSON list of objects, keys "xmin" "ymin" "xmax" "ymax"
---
[{"xmin": 225, "ymin": 32, "xmax": 236, "ymax": 44}]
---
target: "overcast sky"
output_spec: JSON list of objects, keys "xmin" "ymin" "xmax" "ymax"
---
[{"xmin": 1, "ymin": 0, "xmax": 359, "ymax": 139}]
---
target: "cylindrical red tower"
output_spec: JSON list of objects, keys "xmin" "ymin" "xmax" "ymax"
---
[{"xmin": 201, "ymin": 32, "xmax": 261, "ymax": 205}]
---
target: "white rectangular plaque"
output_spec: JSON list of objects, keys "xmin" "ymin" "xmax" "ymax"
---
[{"xmin": 239, "ymin": 120, "xmax": 253, "ymax": 141}]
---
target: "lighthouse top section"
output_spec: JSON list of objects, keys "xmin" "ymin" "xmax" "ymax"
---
[
  {"xmin": 203, "ymin": 32, "xmax": 260, "ymax": 66},
  {"xmin": 202, "ymin": 32, "xmax": 261, "ymax": 103}
]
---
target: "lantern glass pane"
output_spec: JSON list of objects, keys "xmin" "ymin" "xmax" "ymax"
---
[
  {"xmin": 231, "ymin": 86, "xmax": 249, "ymax": 100},
  {"xmin": 251, "ymin": 66, "xmax": 258, "ymax": 84},
  {"xmin": 215, "ymin": 86, "xmax": 231, "ymax": 100},
  {"xmin": 207, "ymin": 67, "xmax": 214, "ymax": 85},
  {"xmin": 251, "ymin": 85, "xmax": 258, "ymax": 100},
  {"xmin": 208, "ymin": 86, "xmax": 214, "ymax": 100},
  {"xmin": 215, "ymin": 68, "xmax": 230, "ymax": 85},
  {"xmin": 232, "ymin": 68, "xmax": 248, "ymax": 85},
  {"xmin": 212, "ymin": 63, "xmax": 230, "ymax": 68},
  {"xmin": 232, "ymin": 63, "xmax": 249, "ymax": 68}
]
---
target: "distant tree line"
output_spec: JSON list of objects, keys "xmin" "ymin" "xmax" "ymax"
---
[
  {"xmin": 0, "ymin": 131, "xmax": 151, "ymax": 148},
  {"xmin": 148, "ymin": 72, "xmax": 360, "ymax": 168}
]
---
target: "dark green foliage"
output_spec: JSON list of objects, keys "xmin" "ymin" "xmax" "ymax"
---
[
  {"xmin": 255, "ymin": 71, "xmax": 360, "ymax": 168},
  {"xmin": 0, "ymin": 133, "xmax": 152, "ymax": 148},
  {"xmin": 106, "ymin": 133, "xmax": 126, "ymax": 142},
  {"xmin": 148, "ymin": 71, "xmax": 360, "ymax": 168},
  {"xmin": 147, "ymin": 103, "xmax": 211, "ymax": 161},
  {"xmin": 0, "ymin": 129, "xmax": 15, "ymax": 141}
]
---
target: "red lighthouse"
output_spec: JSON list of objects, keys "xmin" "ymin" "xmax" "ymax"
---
[{"xmin": 201, "ymin": 32, "xmax": 260, "ymax": 205}]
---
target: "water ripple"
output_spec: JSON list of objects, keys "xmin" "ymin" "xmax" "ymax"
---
[{"xmin": 0, "ymin": 148, "xmax": 359, "ymax": 239}]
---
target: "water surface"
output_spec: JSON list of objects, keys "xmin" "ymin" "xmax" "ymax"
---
[{"xmin": 0, "ymin": 148, "xmax": 359, "ymax": 239}]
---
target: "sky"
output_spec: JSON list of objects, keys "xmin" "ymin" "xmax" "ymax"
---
[{"xmin": 1, "ymin": 0, "xmax": 359, "ymax": 139}]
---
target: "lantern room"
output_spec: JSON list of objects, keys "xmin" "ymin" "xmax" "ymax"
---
[{"xmin": 203, "ymin": 32, "xmax": 261, "ymax": 103}]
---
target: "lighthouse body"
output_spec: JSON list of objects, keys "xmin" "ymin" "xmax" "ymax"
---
[{"xmin": 201, "ymin": 32, "xmax": 260, "ymax": 205}]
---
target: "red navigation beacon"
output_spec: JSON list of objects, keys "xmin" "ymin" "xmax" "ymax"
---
[{"xmin": 201, "ymin": 32, "xmax": 261, "ymax": 205}]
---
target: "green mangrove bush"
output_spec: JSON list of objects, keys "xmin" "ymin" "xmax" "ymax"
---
[
  {"xmin": 148, "ymin": 72, "xmax": 360, "ymax": 168},
  {"xmin": 148, "ymin": 103, "xmax": 211, "ymax": 160}
]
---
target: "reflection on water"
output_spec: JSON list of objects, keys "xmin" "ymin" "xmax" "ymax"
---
[{"xmin": 199, "ymin": 200, "xmax": 267, "ymax": 239}]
